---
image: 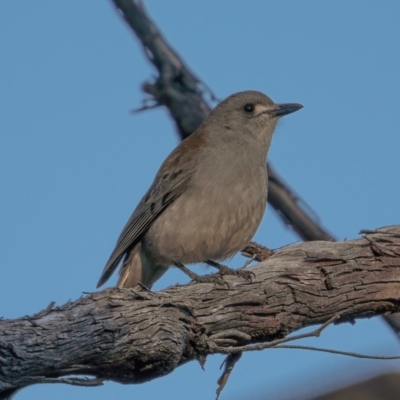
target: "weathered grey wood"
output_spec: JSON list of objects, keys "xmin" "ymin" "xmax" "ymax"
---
[{"xmin": 1, "ymin": 226, "xmax": 400, "ymax": 398}]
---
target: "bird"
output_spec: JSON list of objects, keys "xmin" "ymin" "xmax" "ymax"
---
[{"xmin": 97, "ymin": 90, "xmax": 302, "ymax": 289}]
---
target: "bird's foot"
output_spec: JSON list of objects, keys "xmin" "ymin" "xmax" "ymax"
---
[
  {"xmin": 191, "ymin": 273, "xmax": 228, "ymax": 286},
  {"xmin": 174, "ymin": 262, "xmax": 228, "ymax": 286},
  {"xmin": 218, "ymin": 265, "xmax": 255, "ymax": 282},
  {"xmin": 206, "ymin": 260, "xmax": 255, "ymax": 282}
]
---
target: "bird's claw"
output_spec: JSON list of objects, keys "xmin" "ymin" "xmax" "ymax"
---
[
  {"xmin": 192, "ymin": 273, "xmax": 230, "ymax": 288},
  {"xmin": 218, "ymin": 265, "xmax": 255, "ymax": 282}
]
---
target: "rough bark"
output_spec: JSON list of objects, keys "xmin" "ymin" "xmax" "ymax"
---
[{"xmin": 1, "ymin": 227, "xmax": 400, "ymax": 398}]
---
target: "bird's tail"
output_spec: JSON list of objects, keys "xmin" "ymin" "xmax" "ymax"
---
[{"xmin": 117, "ymin": 243, "xmax": 169, "ymax": 289}]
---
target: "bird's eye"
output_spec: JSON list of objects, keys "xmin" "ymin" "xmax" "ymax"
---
[{"xmin": 243, "ymin": 104, "xmax": 255, "ymax": 113}]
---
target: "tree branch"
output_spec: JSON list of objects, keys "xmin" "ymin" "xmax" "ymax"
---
[{"xmin": 1, "ymin": 226, "xmax": 400, "ymax": 396}]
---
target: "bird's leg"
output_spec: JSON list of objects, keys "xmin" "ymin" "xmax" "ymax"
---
[
  {"xmin": 174, "ymin": 262, "xmax": 226, "ymax": 285},
  {"xmin": 205, "ymin": 260, "xmax": 255, "ymax": 282}
]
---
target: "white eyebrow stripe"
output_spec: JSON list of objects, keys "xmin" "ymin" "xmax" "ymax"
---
[{"xmin": 254, "ymin": 104, "xmax": 270, "ymax": 114}]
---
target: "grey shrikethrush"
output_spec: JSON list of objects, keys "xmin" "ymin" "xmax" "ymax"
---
[{"xmin": 97, "ymin": 90, "xmax": 302, "ymax": 289}]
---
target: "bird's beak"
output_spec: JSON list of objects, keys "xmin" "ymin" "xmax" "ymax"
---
[{"xmin": 272, "ymin": 103, "xmax": 303, "ymax": 117}]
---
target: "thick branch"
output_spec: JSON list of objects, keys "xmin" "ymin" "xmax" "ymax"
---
[
  {"xmin": 111, "ymin": 0, "xmax": 334, "ymax": 243},
  {"xmin": 1, "ymin": 226, "xmax": 400, "ymax": 396}
]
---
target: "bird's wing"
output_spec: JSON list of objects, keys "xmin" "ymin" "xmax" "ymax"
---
[{"xmin": 96, "ymin": 138, "xmax": 202, "ymax": 288}]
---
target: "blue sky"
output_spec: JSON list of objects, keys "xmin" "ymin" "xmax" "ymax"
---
[{"xmin": 1, "ymin": 1, "xmax": 400, "ymax": 399}]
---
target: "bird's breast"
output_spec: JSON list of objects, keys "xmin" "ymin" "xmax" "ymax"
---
[{"xmin": 143, "ymin": 162, "xmax": 268, "ymax": 266}]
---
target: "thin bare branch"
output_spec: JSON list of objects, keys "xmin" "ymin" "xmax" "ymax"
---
[
  {"xmin": 274, "ymin": 345, "xmax": 400, "ymax": 360},
  {"xmin": 211, "ymin": 314, "xmax": 341, "ymax": 353}
]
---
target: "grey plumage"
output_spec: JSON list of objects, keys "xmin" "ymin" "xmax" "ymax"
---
[{"xmin": 97, "ymin": 91, "xmax": 302, "ymax": 289}]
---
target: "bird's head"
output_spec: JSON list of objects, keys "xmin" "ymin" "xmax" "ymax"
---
[{"xmin": 204, "ymin": 90, "xmax": 303, "ymax": 148}]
